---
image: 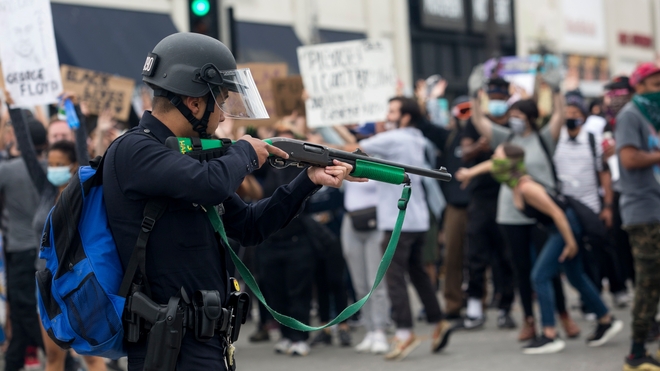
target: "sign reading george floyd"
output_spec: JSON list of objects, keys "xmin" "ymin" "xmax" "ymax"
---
[
  {"xmin": 0, "ymin": 0, "xmax": 63, "ymax": 107},
  {"xmin": 60, "ymin": 65, "xmax": 135, "ymax": 121},
  {"xmin": 271, "ymin": 75, "xmax": 305, "ymax": 117},
  {"xmin": 297, "ymin": 39, "xmax": 397, "ymax": 128}
]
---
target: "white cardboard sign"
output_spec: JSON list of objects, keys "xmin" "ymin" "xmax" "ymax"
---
[
  {"xmin": 297, "ymin": 39, "xmax": 397, "ymax": 128},
  {"xmin": 0, "ymin": 0, "xmax": 63, "ymax": 107}
]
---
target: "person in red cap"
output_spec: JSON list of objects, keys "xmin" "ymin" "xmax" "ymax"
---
[{"xmin": 617, "ymin": 61, "xmax": 660, "ymax": 371}]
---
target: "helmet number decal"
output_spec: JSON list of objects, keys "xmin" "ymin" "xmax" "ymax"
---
[{"xmin": 142, "ymin": 53, "xmax": 159, "ymax": 77}]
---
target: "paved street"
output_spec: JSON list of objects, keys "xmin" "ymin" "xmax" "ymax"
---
[
  {"xmin": 236, "ymin": 285, "xmax": 632, "ymax": 371},
  {"xmin": 0, "ymin": 283, "xmax": 635, "ymax": 370}
]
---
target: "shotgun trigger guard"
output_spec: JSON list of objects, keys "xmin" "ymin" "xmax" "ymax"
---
[{"xmin": 268, "ymin": 157, "xmax": 307, "ymax": 169}]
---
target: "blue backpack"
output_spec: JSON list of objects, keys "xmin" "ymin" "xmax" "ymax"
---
[{"xmin": 36, "ymin": 134, "xmax": 166, "ymax": 359}]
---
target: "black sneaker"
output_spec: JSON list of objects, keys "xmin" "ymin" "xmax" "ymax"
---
[
  {"xmin": 587, "ymin": 318, "xmax": 623, "ymax": 347},
  {"xmin": 624, "ymin": 354, "xmax": 660, "ymax": 371},
  {"xmin": 338, "ymin": 328, "xmax": 351, "ymax": 347},
  {"xmin": 310, "ymin": 329, "xmax": 332, "ymax": 346},
  {"xmin": 463, "ymin": 316, "xmax": 486, "ymax": 330},
  {"xmin": 522, "ymin": 335, "xmax": 565, "ymax": 355},
  {"xmin": 249, "ymin": 326, "xmax": 270, "ymax": 343},
  {"xmin": 497, "ymin": 312, "xmax": 517, "ymax": 329}
]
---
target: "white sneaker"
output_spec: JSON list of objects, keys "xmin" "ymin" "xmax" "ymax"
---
[
  {"xmin": 287, "ymin": 341, "xmax": 310, "ymax": 356},
  {"xmin": 274, "ymin": 338, "xmax": 292, "ymax": 354},
  {"xmin": 614, "ymin": 292, "xmax": 631, "ymax": 308},
  {"xmin": 522, "ymin": 336, "xmax": 566, "ymax": 355},
  {"xmin": 370, "ymin": 332, "xmax": 389, "ymax": 354},
  {"xmin": 355, "ymin": 332, "xmax": 374, "ymax": 353}
]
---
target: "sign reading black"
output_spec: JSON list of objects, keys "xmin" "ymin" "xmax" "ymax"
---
[{"xmin": 420, "ymin": 0, "xmax": 467, "ymax": 32}]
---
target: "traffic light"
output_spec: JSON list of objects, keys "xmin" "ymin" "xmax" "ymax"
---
[{"xmin": 189, "ymin": 0, "xmax": 219, "ymax": 39}]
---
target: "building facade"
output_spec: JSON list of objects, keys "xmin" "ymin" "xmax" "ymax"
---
[{"xmin": 516, "ymin": 0, "xmax": 660, "ymax": 96}]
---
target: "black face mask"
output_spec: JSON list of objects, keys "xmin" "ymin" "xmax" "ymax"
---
[{"xmin": 566, "ymin": 118, "xmax": 583, "ymax": 130}]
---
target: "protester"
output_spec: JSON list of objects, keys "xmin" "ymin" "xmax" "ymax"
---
[
  {"xmin": 307, "ymin": 185, "xmax": 352, "ymax": 348},
  {"xmin": 604, "ymin": 76, "xmax": 635, "ymax": 129},
  {"xmin": 463, "ymin": 143, "xmax": 623, "ymax": 353},
  {"xmin": 616, "ymin": 62, "xmax": 660, "ymax": 371},
  {"xmin": 4, "ymin": 91, "xmax": 109, "ymax": 371},
  {"xmin": 602, "ymin": 76, "xmax": 637, "ymax": 288},
  {"xmin": 341, "ymin": 180, "xmax": 389, "ymax": 354},
  {"xmin": 0, "ymin": 108, "xmax": 45, "ymax": 371},
  {"xmin": 252, "ymin": 125, "xmax": 317, "ymax": 357},
  {"xmin": 47, "ymin": 117, "xmax": 75, "ymax": 144},
  {"xmin": 466, "ymin": 89, "xmax": 581, "ymax": 341},
  {"xmin": 459, "ymin": 79, "xmax": 516, "ymax": 330},
  {"xmin": 554, "ymin": 91, "xmax": 628, "ymax": 308},
  {"xmin": 414, "ymin": 93, "xmax": 469, "ymax": 321},
  {"xmin": 353, "ymin": 97, "xmax": 453, "ymax": 361}
]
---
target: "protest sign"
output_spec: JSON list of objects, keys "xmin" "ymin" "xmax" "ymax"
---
[
  {"xmin": 60, "ymin": 65, "xmax": 135, "ymax": 121},
  {"xmin": 272, "ymin": 75, "xmax": 306, "ymax": 117},
  {"xmin": 482, "ymin": 55, "xmax": 562, "ymax": 96},
  {"xmin": 237, "ymin": 63, "xmax": 288, "ymax": 119},
  {"xmin": 0, "ymin": 0, "xmax": 63, "ymax": 107},
  {"xmin": 297, "ymin": 39, "xmax": 397, "ymax": 128}
]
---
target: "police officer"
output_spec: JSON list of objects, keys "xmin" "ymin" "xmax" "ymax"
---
[{"xmin": 103, "ymin": 33, "xmax": 356, "ymax": 370}]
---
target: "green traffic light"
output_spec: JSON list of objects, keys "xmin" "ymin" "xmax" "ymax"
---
[{"xmin": 191, "ymin": 0, "xmax": 210, "ymax": 17}]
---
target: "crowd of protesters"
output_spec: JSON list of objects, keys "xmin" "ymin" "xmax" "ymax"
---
[{"xmin": 0, "ymin": 59, "xmax": 659, "ymax": 371}]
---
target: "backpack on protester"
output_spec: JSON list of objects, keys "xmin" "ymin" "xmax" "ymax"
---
[
  {"xmin": 536, "ymin": 130, "xmax": 611, "ymax": 247},
  {"xmin": 35, "ymin": 131, "xmax": 165, "ymax": 359}
]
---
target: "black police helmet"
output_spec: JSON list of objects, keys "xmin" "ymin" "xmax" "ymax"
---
[{"xmin": 142, "ymin": 33, "xmax": 236, "ymax": 98}]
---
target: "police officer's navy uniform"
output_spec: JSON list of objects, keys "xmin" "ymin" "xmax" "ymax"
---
[{"xmin": 103, "ymin": 111, "xmax": 319, "ymax": 370}]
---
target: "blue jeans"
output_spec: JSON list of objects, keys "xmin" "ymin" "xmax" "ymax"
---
[{"xmin": 530, "ymin": 208, "xmax": 608, "ymax": 327}]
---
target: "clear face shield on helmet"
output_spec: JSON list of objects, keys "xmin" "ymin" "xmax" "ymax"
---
[{"xmin": 207, "ymin": 68, "xmax": 269, "ymax": 120}]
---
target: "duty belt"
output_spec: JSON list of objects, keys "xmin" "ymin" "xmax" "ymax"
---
[{"xmin": 123, "ymin": 281, "xmax": 249, "ymax": 371}]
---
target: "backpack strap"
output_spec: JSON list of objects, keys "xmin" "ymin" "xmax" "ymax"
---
[
  {"xmin": 588, "ymin": 132, "xmax": 597, "ymax": 159},
  {"xmin": 587, "ymin": 132, "xmax": 602, "ymax": 188},
  {"xmin": 110, "ymin": 128, "xmax": 169, "ymax": 298},
  {"xmin": 536, "ymin": 133, "xmax": 562, "ymax": 194},
  {"xmin": 118, "ymin": 199, "xmax": 168, "ymax": 298}
]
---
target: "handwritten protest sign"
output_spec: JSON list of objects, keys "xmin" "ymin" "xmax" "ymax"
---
[
  {"xmin": 272, "ymin": 75, "xmax": 305, "ymax": 117},
  {"xmin": 297, "ymin": 39, "xmax": 397, "ymax": 128},
  {"xmin": 0, "ymin": 0, "xmax": 63, "ymax": 107},
  {"xmin": 60, "ymin": 65, "xmax": 135, "ymax": 121}
]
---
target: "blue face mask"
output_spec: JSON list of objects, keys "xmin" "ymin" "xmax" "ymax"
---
[
  {"xmin": 47, "ymin": 166, "xmax": 72, "ymax": 186},
  {"xmin": 488, "ymin": 100, "xmax": 509, "ymax": 118}
]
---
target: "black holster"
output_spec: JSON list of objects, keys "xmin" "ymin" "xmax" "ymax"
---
[
  {"xmin": 128, "ymin": 290, "xmax": 187, "ymax": 371},
  {"xmin": 125, "ymin": 283, "xmax": 250, "ymax": 371}
]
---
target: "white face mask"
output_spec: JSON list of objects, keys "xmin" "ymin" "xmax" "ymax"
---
[
  {"xmin": 47, "ymin": 166, "xmax": 72, "ymax": 186},
  {"xmin": 509, "ymin": 117, "xmax": 527, "ymax": 135}
]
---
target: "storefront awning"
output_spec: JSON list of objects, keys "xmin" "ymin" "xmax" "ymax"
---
[
  {"xmin": 51, "ymin": 4, "xmax": 178, "ymax": 82},
  {"xmin": 234, "ymin": 21, "xmax": 303, "ymax": 73}
]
